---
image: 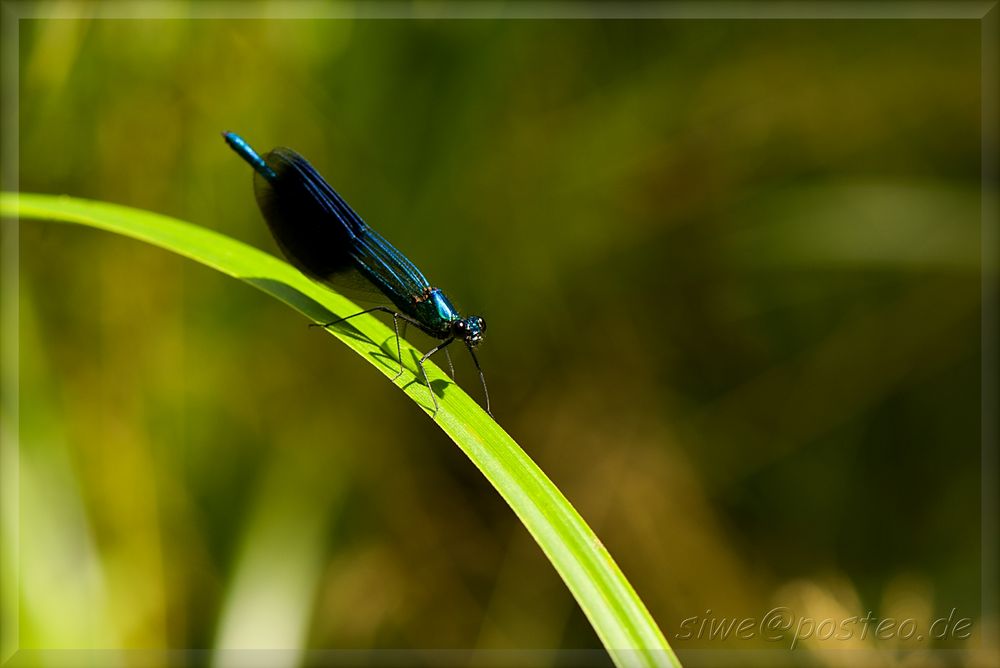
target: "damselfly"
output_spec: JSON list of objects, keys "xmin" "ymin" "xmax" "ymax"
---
[{"xmin": 223, "ymin": 132, "xmax": 490, "ymax": 415}]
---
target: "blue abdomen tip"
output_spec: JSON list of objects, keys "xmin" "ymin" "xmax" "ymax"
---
[{"xmin": 222, "ymin": 131, "xmax": 276, "ymax": 181}]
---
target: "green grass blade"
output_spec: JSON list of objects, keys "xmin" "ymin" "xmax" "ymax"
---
[{"xmin": 2, "ymin": 192, "xmax": 681, "ymax": 668}]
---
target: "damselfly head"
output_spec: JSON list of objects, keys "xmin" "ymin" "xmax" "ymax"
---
[{"xmin": 454, "ymin": 316, "xmax": 486, "ymax": 348}]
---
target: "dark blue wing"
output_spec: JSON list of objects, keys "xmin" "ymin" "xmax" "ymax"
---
[{"xmin": 252, "ymin": 147, "xmax": 432, "ymax": 306}]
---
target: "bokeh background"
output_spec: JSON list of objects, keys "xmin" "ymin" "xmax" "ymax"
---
[{"xmin": 4, "ymin": 11, "xmax": 989, "ymax": 668}]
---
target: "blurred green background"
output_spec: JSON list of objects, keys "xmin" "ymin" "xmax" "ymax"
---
[{"xmin": 4, "ymin": 13, "xmax": 987, "ymax": 667}]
